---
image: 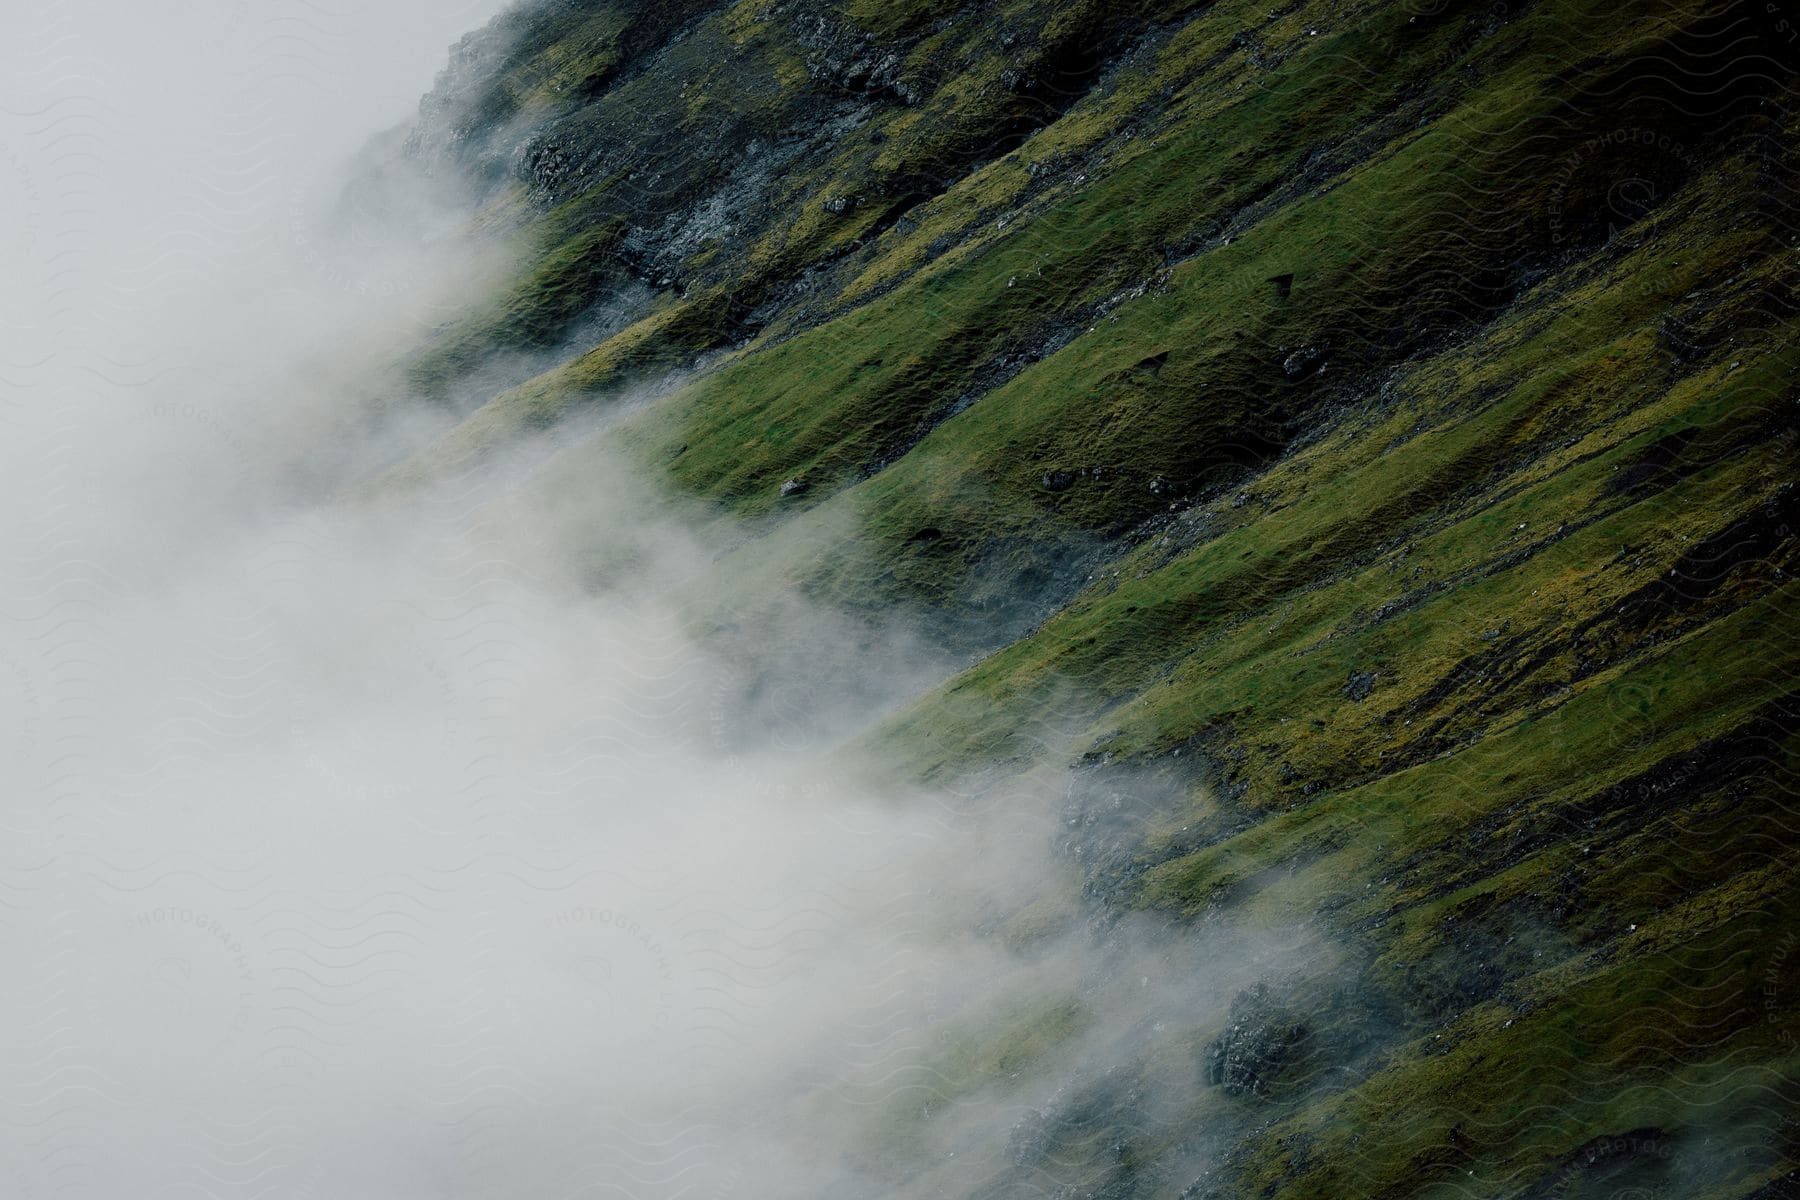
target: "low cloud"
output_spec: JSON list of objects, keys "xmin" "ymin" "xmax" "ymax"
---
[{"xmin": 0, "ymin": 4, "xmax": 1328, "ymax": 1197}]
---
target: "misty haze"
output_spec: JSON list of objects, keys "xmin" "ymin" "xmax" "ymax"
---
[{"xmin": 3, "ymin": 1, "xmax": 1796, "ymax": 1198}]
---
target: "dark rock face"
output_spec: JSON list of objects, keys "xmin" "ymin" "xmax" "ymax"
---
[
  {"xmin": 793, "ymin": 13, "xmax": 918, "ymax": 104},
  {"xmin": 1281, "ymin": 345, "xmax": 1328, "ymax": 379},
  {"xmin": 1203, "ymin": 984, "xmax": 1309, "ymax": 1099}
]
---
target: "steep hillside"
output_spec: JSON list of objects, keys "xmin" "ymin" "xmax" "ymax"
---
[{"xmin": 376, "ymin": 0, "xmax": 1799, "ymax": 1195}]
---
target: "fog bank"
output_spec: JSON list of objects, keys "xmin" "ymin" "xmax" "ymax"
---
[{"xmin": 0, "ymin": 4, "xmax": 1306, "ymax": 1196}]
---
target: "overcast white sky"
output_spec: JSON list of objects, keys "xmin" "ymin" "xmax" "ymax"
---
[{"xmin": 0, "ymin": 0, "xmax": 508, "ymax": 363}]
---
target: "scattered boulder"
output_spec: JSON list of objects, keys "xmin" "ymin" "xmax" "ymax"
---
[
  {"xmin": 1282, "ymin": 345, "xmax": 1329, "ymax": 379},
  {"xmin": 1344, "ymin": 670, "xmax": 1378, "ymax": 701},
  {"xmin": 778, "ymin": 477, "xmax": 809, "ymax": 498},
  {"xmin": 1203, "ymin": 983, "xmax": 1308, "ymax": 1098}
]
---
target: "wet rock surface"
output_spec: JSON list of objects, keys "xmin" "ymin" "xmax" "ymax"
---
[{"xmin": 1202, "ymin": 984, "xmax": 1309, "ymax": 1099}]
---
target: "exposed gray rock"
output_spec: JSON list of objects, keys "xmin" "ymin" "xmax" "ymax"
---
[
  {"xmin": 1203, "ymin": 983, "xmax": 1307, "ymax": 1098},
  {"xmin": 1282, "ymin": 345, "xmax": 1329, "ymax": 379}
]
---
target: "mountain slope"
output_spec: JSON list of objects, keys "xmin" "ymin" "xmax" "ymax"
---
[{"xmin": 373, "ymin": 0, "xmax": 1799, "ymax": 1195}]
